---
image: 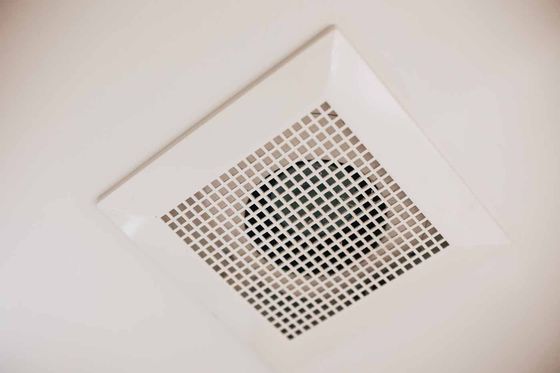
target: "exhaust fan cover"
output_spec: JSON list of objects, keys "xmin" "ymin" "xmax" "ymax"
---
[{"xmin": 98, "ymin": 28, "xmax": 507, "ymax": 370}]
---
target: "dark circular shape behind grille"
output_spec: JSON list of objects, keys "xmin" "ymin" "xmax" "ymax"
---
[{"xmin": 244, "ymin": 159, "xmax": 388, "ymax": 277}]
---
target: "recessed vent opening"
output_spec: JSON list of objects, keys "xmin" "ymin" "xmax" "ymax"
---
[
  {"xmin": 244, "ymin": 159, "xmax": 388, "ymax": 278},
  {"xmin": 162, "ymin": 102, "xmax": 449, "ymax": 340}
]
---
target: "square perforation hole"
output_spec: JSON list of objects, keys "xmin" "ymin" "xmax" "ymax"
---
[{"xmin": 162, "ymin": 102, "xmax": 449, "ymax": 339}]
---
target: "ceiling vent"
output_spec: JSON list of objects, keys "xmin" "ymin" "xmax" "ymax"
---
[
  {"xmin": 161, "ymin": 102, "xmax": 448, "ymax": 339},
  {"xmin": 98, "ymin": 27, "xmax": 507, "ymax": 370}
]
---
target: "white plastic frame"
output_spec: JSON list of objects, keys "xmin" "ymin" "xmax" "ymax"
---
[{"xmin": 98, "ymin": 27, "xmax": 507, "ymax": 370}]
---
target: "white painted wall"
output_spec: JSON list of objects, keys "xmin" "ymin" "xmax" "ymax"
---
[{"xmin": 1, "ymin": 1, "xmax": 559, "ymax": 372}]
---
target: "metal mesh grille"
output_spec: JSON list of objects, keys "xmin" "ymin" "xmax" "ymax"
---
[{"xmin": 161, "ymin": 102, "xmax": 449, "ymax": 339}]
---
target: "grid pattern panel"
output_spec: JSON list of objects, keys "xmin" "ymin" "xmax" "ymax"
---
[{"xmin": 161, "ymin": 102, "xmax": 449, "ymax": 339}]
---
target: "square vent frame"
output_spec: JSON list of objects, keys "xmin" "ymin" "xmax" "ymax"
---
[{"xmin": 98, "ymin": 27, "xmax": 508, "ymax": 370}]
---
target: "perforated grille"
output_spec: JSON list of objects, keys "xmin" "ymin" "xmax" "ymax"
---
[{"xmin": 162, "ymin": 102, "xmax": 449, "ymax": 339}]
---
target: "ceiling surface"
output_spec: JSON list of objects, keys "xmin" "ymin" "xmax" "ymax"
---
[{"xmin": 1, "ymin": 1, "xmax": 560, "ymax": 372}]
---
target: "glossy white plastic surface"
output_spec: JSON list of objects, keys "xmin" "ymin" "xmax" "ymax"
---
[{"xmin": 98, "ymin": 28, "xmax": 508, "ymax": 370}]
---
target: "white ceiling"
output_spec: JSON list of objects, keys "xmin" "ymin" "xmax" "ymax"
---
[{"xmin": 1, "ymin": 1, "xmax": 559, "ymax": 372}]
